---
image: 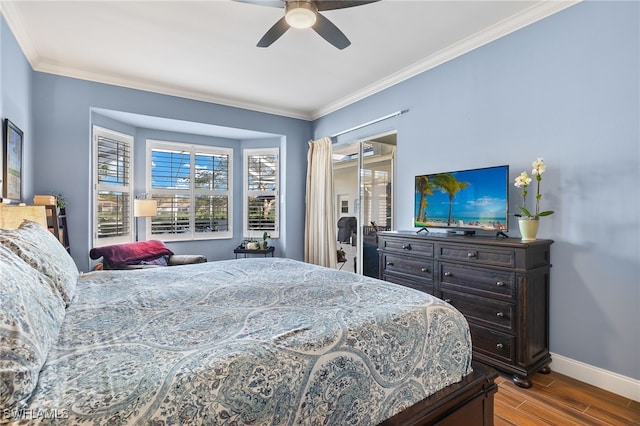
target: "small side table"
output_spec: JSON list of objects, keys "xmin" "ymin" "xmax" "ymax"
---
[{"xmin": 234, "ymin": 245, "xmax": 275, "ymax": 258}]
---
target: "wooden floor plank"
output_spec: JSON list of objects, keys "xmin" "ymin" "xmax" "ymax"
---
[
  {"xmin": 585, "ymin": 404, "xmax": 640, "ymax": 425},
  {"xmin": 520, "ymin": 377, "xmax": 593, "ymax": 412},
  {"xmin": 494, "ymin": 415, "xmax": 517, "ymax": 426},
  {"xmin": 518, "ymin": 399, "xmax": 611, "ymax": 426},
  {"xmin": 529, "ymin": 371, "xmax": 555, "ymax": 387},
  {"xmin": 558, "ymin": 376, "xmax": 631, "ymax": 403},
  {"xmin": 494, "ymin": 384, "xmax": 527, "ymax": 409},
  {"xmin": 493, "ymin": 369, "xmax": 640, "ymax": 426},
  {"xmin": 495, "ymin": 399, "xmax": 552, "ymax": 426}
]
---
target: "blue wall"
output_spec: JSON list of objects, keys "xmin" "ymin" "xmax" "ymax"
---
[
  {"xmin": 29, "ymin": 73, "xmax": 311, "ymax": 271},
  {"xmin": 315, "ymin": 1, "xmax": 640, "ymax": 380},
  {"xmin": 1, "ymin": 1, "xmax": 638, "ymax": 382},
  {"xmin": 1, "ymin": 15, "xmax": 33, "ymax": 199}
]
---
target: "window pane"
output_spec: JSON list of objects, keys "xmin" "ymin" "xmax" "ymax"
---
[
  {"xmin": 97, "ymin": 191, "xmax": 130, "ymax": 238},
  {"xmin": 97, "ymin": 136, "xmax": 130, "ymax": 186},
  {"xmin": 248, "ymin": 195, "xmax": 276, "ymax": 231},
  {"xmin": 151, "ymin": 195, "xmax": 191, "ymax": 235},
  {"xmin": 151, "ymin": 149, "xmax": 190, "ymax": 189},
  {"xmin": 248, "ymin": 154, "xmax": 277, "ymax": 191},
  {"xmin": 148, "ymin": 141, "xmax": 232, "ymax": 240},
  {"xmin": 195, "ymin": 152, "xmax": 229, "ymax": 191},
  {"xmin": 244, "ymin": 149, "xmax": 278, "ymax": 238},
  {"xmin": 195, "ymin": 195, "xmax": 228, "ymax": 232}
]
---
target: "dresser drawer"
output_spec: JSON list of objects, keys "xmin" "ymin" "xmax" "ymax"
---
[
  {"xmin": 382, "ymin": 253, "xmax": 434, "ymax": 280},
  {"xmin": 469, "ymin": 324, "xmax": 515, "ymax": 364},
  {"xmin": 440, "ymin": 262, "xmax": 515, "ymax": 300},
  {"xmin": 376, "ymin": 232, "xmax": 553, "ymax": 383},
  {"xmin": 441, "ymin": 289, "xmax": 514, "ymax": 331},
  {"xmin": 380, "ymin": 237, "xmax": 434, "ymax": 257},
  {"xmin": 383, "ymin": 272, "xmax": 434, "ymax": 295},
  {"xmin": 438, "ymin": 244, "xmax": 515, "ymax": 267}
]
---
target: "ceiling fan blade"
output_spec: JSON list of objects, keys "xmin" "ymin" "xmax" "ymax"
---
[
  {"xmin": 257, "ymin": 16, "xmax": 290, "ymax": 47},
  {"xmin": 232, "ymin": 0, "xmax": 284, "ymax": 8},
  {"xmin": 315, "ymin": 0, "xmax": 379, "ymax": 11},
  {"xmin": 312, "ymin": 13, "xmax": 350, "ymax": 50}
]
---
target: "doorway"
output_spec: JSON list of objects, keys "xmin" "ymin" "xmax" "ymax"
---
[{"xmin": 333, "ymin": 132, "xmax": 396, "ymax": 276}]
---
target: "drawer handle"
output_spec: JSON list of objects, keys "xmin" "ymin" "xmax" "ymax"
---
[
  {"xmin": 421, "ymin": 267, "xmax": 429, "ymax": 273},
  {"xmin": 402, "ymin": 244, "xmax": 412, "ymax": 250},
  {"xmin": 496, "ymin": 312, "xmax": 504, "ymax": 318},
  {"xmin": 496, "ymin": 281, "xmax": 505, "ymax": 287},
  {"xmin": 444, "ymin": 272, "xmax": 452, "ymax": 277},
  {"xmin": 444, "ymin": 298, "xmax": 452, "ymax": 303},
  {"xmin": 467, "ymin": 251, "xmax": 477, "ymax": 258},
  {"xmin": 496, "ymin": 343, "xmax": 504, "ymax": 350},
  {"xmin": 386, "ymin": 261, "xmax": 394, "ymax": 266}
]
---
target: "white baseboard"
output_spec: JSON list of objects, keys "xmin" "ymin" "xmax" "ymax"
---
[{"xmin": 550, "ymin": 352, "xmax": 640, "ymax": 401}]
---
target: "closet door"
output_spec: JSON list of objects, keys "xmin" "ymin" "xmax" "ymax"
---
[
  {"xmin": 359, "ymin": 141, "xmax": 394, "ymax": 277},
  {"xmin": 333, "ymin": 135, "xmax": 395, "ymax": 276}
]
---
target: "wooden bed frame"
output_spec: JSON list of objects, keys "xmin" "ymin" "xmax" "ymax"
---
[{"xmin": 380, "ymin": 362, "xmax": 498, "ymax": 426}]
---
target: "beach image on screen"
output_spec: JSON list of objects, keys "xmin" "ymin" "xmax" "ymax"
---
[{"xmin": 414, "ymin": 165, "xmax": 508, "ymax": 231}]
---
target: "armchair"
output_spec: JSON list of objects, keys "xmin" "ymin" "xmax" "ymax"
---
[{"xmin": 90, "ymin": 240, "xmax": 207, "ymax": 270}]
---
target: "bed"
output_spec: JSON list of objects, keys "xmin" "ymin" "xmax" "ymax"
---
[{"xmin": 1, "ymin": 221, "xmax": 496, "ymax": 425}]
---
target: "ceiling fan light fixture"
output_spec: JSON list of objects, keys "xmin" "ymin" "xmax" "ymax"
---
[{"xmin": 285, "ymin": 1, "xmax": 317, "ymax": 29}]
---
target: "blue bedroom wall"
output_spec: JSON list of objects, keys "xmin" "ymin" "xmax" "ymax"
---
[
  {"xmin": 314, "ymin": 1, "xmax": 640, "ymax": 380},
  {"xmin": 30, "ymin": 73, "xmax": 311, "ymax": 272},
  {"xmin": 0, "ymin": 15, "xmax": 33, "ymax": 200}
]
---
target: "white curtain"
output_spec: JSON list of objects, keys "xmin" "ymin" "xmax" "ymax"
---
[{"xmin": 305, "ymin": 137, "xmax": 337, "ymax": 268}]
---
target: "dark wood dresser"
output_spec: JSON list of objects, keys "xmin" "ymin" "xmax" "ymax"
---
[{"xmin": 377, "ymin": 231, "xmax": 553, "ymax": 388}]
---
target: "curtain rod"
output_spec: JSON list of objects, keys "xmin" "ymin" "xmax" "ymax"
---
[{"xmin": 330, "ymin": 109, "xmax": 409, "ymax": 138}]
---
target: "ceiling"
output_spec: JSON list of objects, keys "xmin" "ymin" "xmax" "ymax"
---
[{"xmin": 2, "ymin": 0, "xmax": 578, "ymax": 121}]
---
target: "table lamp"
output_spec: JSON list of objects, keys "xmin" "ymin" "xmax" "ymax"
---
[{"xmin": 133, "ymin": 196, "xmax": 157, "ymax": 241}]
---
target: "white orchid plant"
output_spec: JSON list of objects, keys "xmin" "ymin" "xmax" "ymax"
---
[{"xmin": 514, "ymin": 158, "xmax": 554, "ymax": 219}]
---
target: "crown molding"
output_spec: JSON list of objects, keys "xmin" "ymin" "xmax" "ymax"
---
[
  {"xmin": 310, "ymin": 0, "xmax": 581, "ymax": 120},
  {"xmin": 33, "ymin": 63, "xmax": 314, "ymax": 121},
  {"xmin": 1, "ymin": 1, "xmax": 41, "ymax": 67},
  {"xmin": 1, "ymin": 2, "xmax": 313, "ymax": 121},
  {"xmin": 2, "ymin": 1, "xmax": 580, "ymax": 122}
]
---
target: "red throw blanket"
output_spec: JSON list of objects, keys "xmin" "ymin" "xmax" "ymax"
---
[{"xmin": 89, "ymin": 240, "xmax": 174, "ymax": 266}]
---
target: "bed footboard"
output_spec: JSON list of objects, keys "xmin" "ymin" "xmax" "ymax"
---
[{"xmin": 379, "ymin": 362, "xmax": 498, "ymax": 426}]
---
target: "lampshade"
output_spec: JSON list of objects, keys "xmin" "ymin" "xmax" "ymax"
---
[
  {"xmin": 285, "ymin": 2, "xmax": 317, "ymax": 29},
  {"xmin": 133, "ymin": 199, "xmax": 158, "ymax": 218}
]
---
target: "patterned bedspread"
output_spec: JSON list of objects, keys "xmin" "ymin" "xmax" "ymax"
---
[{"xmin": 13, "ymin": 258, "xmax": 472, "ymax": 425}]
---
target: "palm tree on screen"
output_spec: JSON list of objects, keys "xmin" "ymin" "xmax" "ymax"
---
[
  {"xmin": 415, "ymin": 176, "xmax": 434, "ymax": 223},
  {"xmin": 431, "ymin": 173, "xmax": 469, "ymax": 226}
]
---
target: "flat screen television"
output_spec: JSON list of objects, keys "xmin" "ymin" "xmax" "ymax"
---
[{"xmin": 414, "ymin": 165, "xmax": 509, "ymax": 235}]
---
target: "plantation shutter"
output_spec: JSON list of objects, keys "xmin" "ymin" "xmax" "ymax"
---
[
  {"xmin": 93, "ymin": 127, "xmax": 133, "ymax": 245},
  {"xmin": 245, "ymin": 149, "xmax": 279, "ymax": 238},
  {"xmin": 148, "ymin": 141, "xmax": 232, "ymax": 240}
]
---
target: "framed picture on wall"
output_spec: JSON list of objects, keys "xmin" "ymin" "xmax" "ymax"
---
[{"xmin": 3, "ymin": 119, "xmax": 23, "ymax": 203}]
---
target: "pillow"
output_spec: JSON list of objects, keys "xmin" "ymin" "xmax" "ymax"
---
[
  {"xmin": 0, "ymin": 244, "xmax": 66, "ymax": 409},
  {"xmin": 0, "ymin": 220, "xmax": 79, "ymax": 306},
  {"xmin": 140, "ymin": 255, "xmax": 169, "ymax": 267}
]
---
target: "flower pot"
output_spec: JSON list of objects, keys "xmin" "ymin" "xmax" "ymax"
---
[{"xmin": 518, "ymin": 218, "xmax": 539, "ymax": 241}]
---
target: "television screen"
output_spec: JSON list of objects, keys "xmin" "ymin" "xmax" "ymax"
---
[{"xmin": 414, "ymin": 165, "xmax": 509, "ymax": 232}]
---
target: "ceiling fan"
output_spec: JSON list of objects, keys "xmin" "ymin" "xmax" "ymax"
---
[{"xmin": 236, "ymin": 0, "xmax": 379, "ymax": 50}]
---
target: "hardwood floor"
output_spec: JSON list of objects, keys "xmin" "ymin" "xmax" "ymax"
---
[{"xmin": 494, "ymin": 371, "xmax": 640, "ymax": 425}]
